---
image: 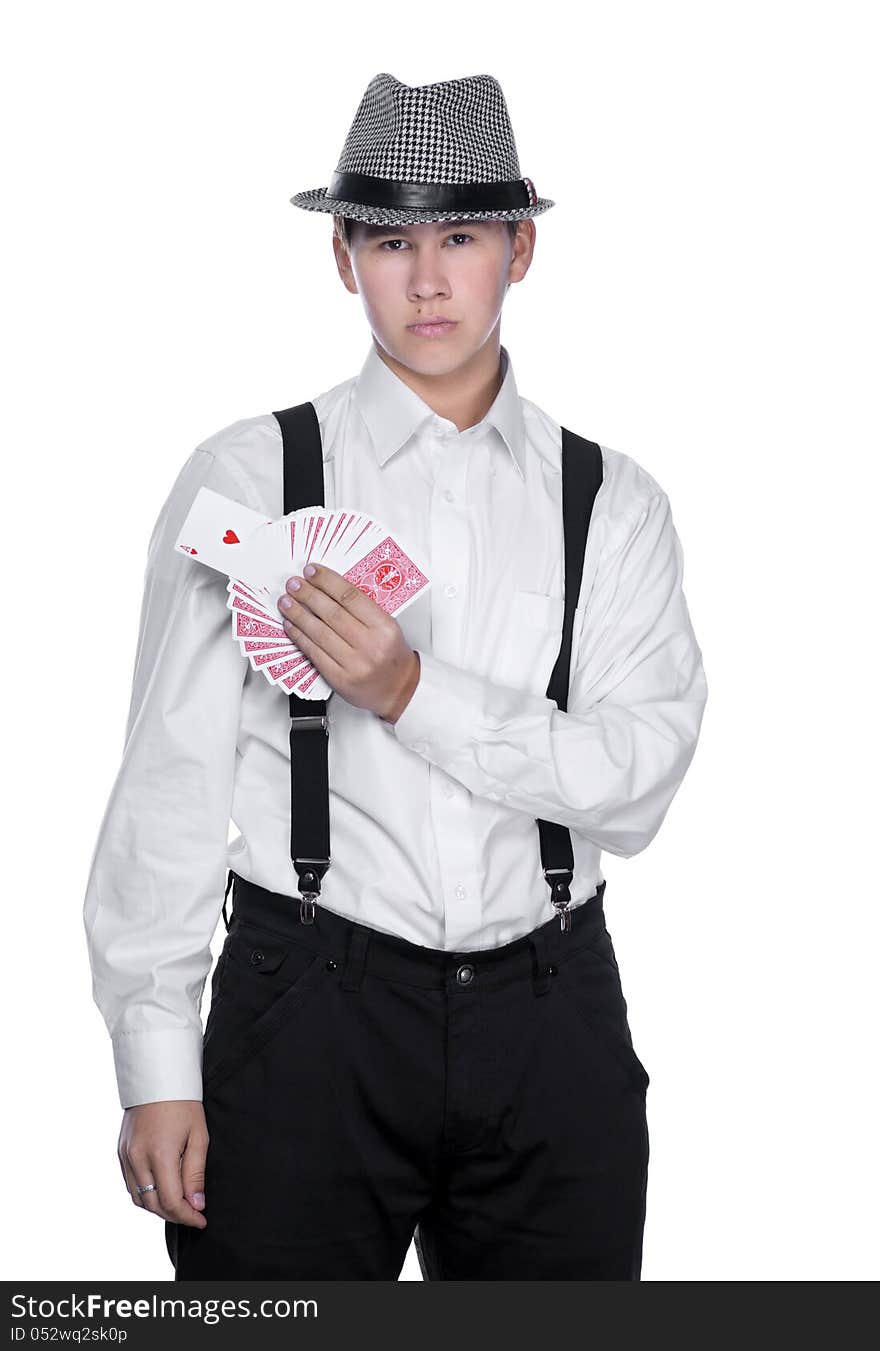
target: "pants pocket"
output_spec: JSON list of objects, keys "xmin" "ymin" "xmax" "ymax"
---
[
  {"xmin": 202, "ymin": 921, "xmax": 324, "ymax": 1093},
  {"xmin": 558, "ymin": 935, "xmax": 650, "ymax": 1096},
  {"xmin": 576, "ymin": 924, "xmax": 621, "ymax": 977}
]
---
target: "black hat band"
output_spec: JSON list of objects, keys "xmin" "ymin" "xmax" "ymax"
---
[{"xmin": 327, "ymin": 170, "xmax": 536, "ymax": 213}]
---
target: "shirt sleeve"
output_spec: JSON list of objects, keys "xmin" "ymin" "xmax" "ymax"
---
[
  {"xmin": 391, "ymin": 489, "xmax": 708, "ymax": 857},
  {"xmin": 82, "ymin": 447, "xmax": 251, "ymax": 1108}
]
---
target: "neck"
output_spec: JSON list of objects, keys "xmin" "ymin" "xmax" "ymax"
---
[{"xmin": 374, "ymin": 335, "xmax": 504, "ymax": 433}]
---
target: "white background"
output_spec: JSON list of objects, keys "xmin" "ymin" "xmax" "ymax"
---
[{"xmin": 3, "ymin": 0, "xmax": 877, "ymax": 1281}]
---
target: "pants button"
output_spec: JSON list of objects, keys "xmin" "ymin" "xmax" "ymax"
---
[{"xmin": 456, "ymin": 964, "xmax": 475, "ymax": 985}]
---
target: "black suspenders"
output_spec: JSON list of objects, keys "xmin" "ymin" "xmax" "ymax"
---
[
  {"xmin": 224, "ymin": 400, "xmax": 603, "ymax": 934},
  {"xmin": 274, "ymin": 402, "xmax": 332, "ymax": 925},
  {"xmin": 539, "ymin": 423, "xmax": 604, "ymax": 928}
]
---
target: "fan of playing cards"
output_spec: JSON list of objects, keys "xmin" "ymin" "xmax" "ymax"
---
[{"xmin": 174, "ymin": 487, "xmax": 431, "ymax": 698}]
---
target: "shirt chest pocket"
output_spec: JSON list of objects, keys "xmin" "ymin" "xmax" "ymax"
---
[{"xmin": 495, "ymin": 589, "xmax": 566, "ymax": 694}]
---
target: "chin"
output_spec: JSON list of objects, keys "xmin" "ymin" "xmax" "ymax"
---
[
  {"xmin": 408, "ymin": 351, "xmax": 466, "ymax": 378},
  {"xmin": 403, "ymin": 329, "xmax": 470, "ymax": 360}
]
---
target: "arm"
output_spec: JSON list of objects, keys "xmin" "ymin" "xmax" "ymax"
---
[
  {"xmin": 82, "ymin": 446, "xmax": 250, "ymax": 1108},
  {"xmin": 390, "ymin": 490, "xmax": 708, "ymax": 857}
]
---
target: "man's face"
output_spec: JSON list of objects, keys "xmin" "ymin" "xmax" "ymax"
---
[{"xmin": 335, "ymin": 218, "xmax": 531, "ymax": 375}]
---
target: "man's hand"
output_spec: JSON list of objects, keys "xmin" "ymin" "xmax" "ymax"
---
[
  {"xmin": 118, "ymin": 1101, "xmax": 209, "ymax": 1228},
  {"xmin": 277, "ymin": 563, "xmax": 421, "ymax": 723}
]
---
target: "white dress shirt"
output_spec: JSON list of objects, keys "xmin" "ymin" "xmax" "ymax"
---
[{"xmin": 83, "ymin": 341, "xmax": 708, "ymax": 1108}]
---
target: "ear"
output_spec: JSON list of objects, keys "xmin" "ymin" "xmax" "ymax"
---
[{"xmin": 332, "ymin": 234, "xmax": 359, "ymax": 296}]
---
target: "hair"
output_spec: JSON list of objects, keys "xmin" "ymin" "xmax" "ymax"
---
[{"xmin": 332, "ymin": 214, "xmax": 521, "ymax": 251}]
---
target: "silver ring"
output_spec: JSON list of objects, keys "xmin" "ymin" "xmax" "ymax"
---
[{"xmin": 136, "ymin": 1182, "xmax": 158, "ymax": 1196}]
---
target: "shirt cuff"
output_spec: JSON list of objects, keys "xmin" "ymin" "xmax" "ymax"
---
[
  {"xmin": 112, "ymin": 1026, "xmax": 205, "ymax": 1109},
  {"xmin": 391, "ymin": 649, "xmax": 490, "ymax": 761}
]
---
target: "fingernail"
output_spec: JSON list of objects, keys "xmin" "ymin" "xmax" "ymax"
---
[
  {"xmin": 280, "ymin": 595, "xmax": 292, "ymax": 608},
  {"xmin": 304, "ymin": 564, "xmax": 316, "ymax": 577},
  {"xmin": 192, "ymin": 1192, "xmax": 205, "ymax": 1208},
  {"xmin": 287, "ymin": 578, "xmax": 301, "ymax": 591}
]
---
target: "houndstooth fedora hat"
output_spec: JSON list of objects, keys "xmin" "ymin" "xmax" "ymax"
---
[{"xmin": 290, "ymin": 72, "xmax": 555, "ymax": 226}]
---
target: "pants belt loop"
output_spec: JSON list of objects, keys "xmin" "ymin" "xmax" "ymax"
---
[
  {"xmin": 341, "ymin": 927, "xmax": 370, "ymax": 993},
  {"xmin": 528, "ymin": 925, "xmax": 554, "ymax": 997}
]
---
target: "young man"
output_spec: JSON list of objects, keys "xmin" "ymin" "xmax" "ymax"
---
[{"xmin": 83, "ymin": 72, "xmax": 708, "ymax": 1280}]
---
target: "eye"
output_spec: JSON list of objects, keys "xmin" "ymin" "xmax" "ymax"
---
[{"xmin": 378, "ymin": 232, "xmax": 474, "ymax": 251}]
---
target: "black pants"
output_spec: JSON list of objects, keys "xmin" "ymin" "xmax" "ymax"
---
[{"xmin": 165, "ymin": 872, "xmax": 650, "ymax": 1280}]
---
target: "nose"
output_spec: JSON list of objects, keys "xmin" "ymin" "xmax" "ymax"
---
[{"xmin": 409, "ymin": 252, "xmax": 451, "ymax": 302}]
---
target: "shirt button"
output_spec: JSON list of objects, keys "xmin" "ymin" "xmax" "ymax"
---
[
  {"xmin": 456, "ymin": 964, "xmax": 475, "ymax": 985},
  {"xmin": 444, "ymin": 584, "xmax": 457, "ymax": 599},
  {"xmin": 455, "ymin": 884, "xmax": 467, "ymax": 900},
  {"xmin": 443, "ymin": 488, "xmax": 454, "ymax": 502}
]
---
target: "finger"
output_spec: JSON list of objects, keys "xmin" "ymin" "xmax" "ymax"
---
[
  {"xmin": 127, "ymin": 1150, "xmax": 166, "ymax": 1218},
  {"xmin": 117, "ymin": 1140, "xmax": 137, "ymax": 1197},
  {"xmin": 125, "ymin": 1158, "xmax": 160, "ymax": 1213},
  {"xmin": 118, "ymin": 1122, "xmax": 145, "ymax": 1205},
  {"xmin": 279, "ymin": 596, "xmax": 354, "ymax": 668},
  {"xmin": 279, "ymin": 579, "xmax": 364, "ymax": 653},
  {"xmin": 287, "ymin": 563, "xmax": 382, "ymax": 629},
  {"xmin": 281, "ymin": 613, "xmax": 347, "ymax": 689},
  {"xmin": 126, "ymin": 1146, "xmax": 201, "ymax": 1226},
  {"xmin": 180, "ymin": 1124, "xmax": 210, "ymax": 1215},
  {"xmin": 150, "ymin": 1146, "xmax": 209, "ymax": 1227},
  {"xmin": 120, "ymin": 1153, "xmax": 147, "ymax": 1210}
]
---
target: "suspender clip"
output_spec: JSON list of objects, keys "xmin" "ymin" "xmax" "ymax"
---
[
  {"xmin": 543, "ymin": 868, "xmax": 574, "ymax": 932},
  {"xmin": 295, "ymin": 858, "xmax": 330, "ymax": 925}
]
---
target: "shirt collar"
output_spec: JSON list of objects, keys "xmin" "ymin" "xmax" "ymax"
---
[{"xmin": 353, "ymin": 341, "xmax": 526, "ymax": 481}]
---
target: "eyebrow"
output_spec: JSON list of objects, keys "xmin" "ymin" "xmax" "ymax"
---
[{"xmin": 357, "ymin": 219, "xmax": 484, "ymax": 240}]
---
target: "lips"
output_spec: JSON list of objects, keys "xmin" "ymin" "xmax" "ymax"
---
[{"xmin": 408, "ymin": 319, "xmax": 458, "ymax": 337}]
